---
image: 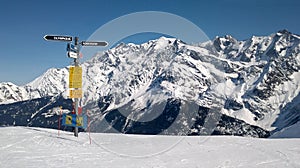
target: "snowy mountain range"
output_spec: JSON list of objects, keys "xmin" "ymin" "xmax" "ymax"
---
[{"xmin": 0, "ymin": 30, "xmax": 299, "ymax": 137}]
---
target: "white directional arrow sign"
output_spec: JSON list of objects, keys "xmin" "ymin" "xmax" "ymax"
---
[
  {"xmin": 81, "ymin": 41, "xmax": 108, "ymax": 46},
  {"xmin": 44, "ymin": 35, "xmax": 73, "ymax": 42},
  {"xmin": 67, "ymin": 51, "xmax": 78, "ymax": 58}
]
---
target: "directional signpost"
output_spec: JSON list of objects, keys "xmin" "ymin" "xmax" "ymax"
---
[{"xmin": 44, "ymin": 34, "xmax": 108, "ymax": 137}]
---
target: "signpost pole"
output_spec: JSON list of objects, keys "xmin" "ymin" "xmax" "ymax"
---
[{"xmin": 74, "ymin": 37, "xmax": 80, "ymax": 137}]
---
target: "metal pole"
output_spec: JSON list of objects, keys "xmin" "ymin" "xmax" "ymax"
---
[
  {"xmin": 58, "ymin": 106, "xmax": 62, "ymax": 136},
  {"xmin": 74, "ymin": 37, "xmax": 79, "ymax": 137}
]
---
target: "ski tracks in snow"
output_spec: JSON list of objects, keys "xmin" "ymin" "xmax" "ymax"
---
[{"xmin": 1, "ymin": 127, "xmax": 300, "ymax": 168}]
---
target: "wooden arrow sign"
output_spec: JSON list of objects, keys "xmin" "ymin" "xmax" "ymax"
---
[{"xmin": 44, "ymin": 35, "xmax": 73, "ymax": 42}]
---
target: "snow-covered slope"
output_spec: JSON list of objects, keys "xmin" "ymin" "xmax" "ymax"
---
[
  {"xmin": 0, "ymin": 30, "xmax": 299, "ymax": 137},
  {"xmin": 203, "ymin": 30, "xmax": 300, "ymax": 131},
  {"xmin": 0, "ymin": 127, "xmax": 299, "ymax": 168},
  {"xmin": 270, "ymin": 121, "xmax": 300, "ymax": 138},
  {"xmin": 0, "ymin": 82, "xmax": 29, "ymax": 104},
  {"xmin": 26, "ymin": 68, "xmax": 69, "ymax": 99},
  {"xmin": 0, "ymin": 68, "xmax": 69, "ymax": 105}
]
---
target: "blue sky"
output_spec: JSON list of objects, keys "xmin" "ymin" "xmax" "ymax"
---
[{"xmin": 0, "ymin": 0, "xmax": 299, "ymax": 85}]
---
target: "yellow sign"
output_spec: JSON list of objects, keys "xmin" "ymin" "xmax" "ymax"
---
[
  {"xmin": 63, "ymin": 114, "xmax": 86, "ymax": 128},
  {"xmin": 65, "ymin": 115, "xmax": 73, "ymax": 125},
  {"xmin": 69, "ymin": 89, "xmax": 82, "ymax": 98},
  {"xmin": 69, "ymin": 66, "xmax": 82, "ymax": 88},
  {"xmin": 76, "ymin": 116, "xmax": 83, "ymax": 127}
]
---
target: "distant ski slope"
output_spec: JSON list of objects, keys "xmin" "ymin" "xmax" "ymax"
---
[{"xmin": 0, "ymin": 127, "xmax": 299, "ymax": 168}]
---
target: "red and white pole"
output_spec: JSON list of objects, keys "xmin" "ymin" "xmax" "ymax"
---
[{"xmin": 87, "ymin": 110, "xmax": 91, "ymax": 145}]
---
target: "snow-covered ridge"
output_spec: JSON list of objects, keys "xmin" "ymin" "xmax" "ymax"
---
[
  {"xmin": 0, "ymin": 82, "xmax": 28, "ymax": 104},
  {"xmin": 0, "ymin": 68, "xmax": 69, "ymax": 105}
]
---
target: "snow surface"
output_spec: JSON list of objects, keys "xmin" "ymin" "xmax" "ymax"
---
[
  {"xmin": 271, "ymin": 121, "xmax": 300, "ymax": 138},
  {"xmin": 0, "ymin": 127, "xmax": 299, "ymax": 168}
]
